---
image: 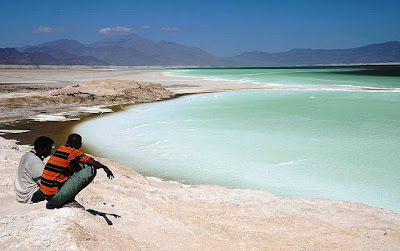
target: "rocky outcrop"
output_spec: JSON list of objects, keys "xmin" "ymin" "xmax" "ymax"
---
[{"xmin": 0, "ymin": 79, "xmax": 175, "ymax": 122}]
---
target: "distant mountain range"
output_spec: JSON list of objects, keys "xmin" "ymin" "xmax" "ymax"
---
[
  {"xmin": 233, "ymin": 41, "xmax": 400, "ymax": 66},
  {"xmin": 1, "ymin": 35, "xmax": 399, "ymax": 66}
]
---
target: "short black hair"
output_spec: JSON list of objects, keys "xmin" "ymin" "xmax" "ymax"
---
[
  {"xmin": 34, "ymin": 136, "xmax": 54, "ymax": 151},
  {"xmin": 67, "ymin": 133, "xmax": 82, "ymax": 148}
]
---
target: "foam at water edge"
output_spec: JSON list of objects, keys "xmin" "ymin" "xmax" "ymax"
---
[
  {"xmin": 0, "ymin": 129, "xmax": 30, "ymax": 135},
  {"xmin": 78, "ymin": 106, "xmax": 113, "ymax": 113},
  {"xmin": 30, "ymin": 114, "xmax": 78, "ymax": 122},
  {"xmin": 146, "ymin": 176, "xmax": 191, "ymax": 188}
]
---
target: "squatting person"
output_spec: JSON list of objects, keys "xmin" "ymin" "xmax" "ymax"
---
[
  {"xmin": 40, "ymin": 133, "xmax": 114, "ymax": 209},
  {"xmin": 15, "ymin": 136, "xmax": 54, "ymax": 203}
]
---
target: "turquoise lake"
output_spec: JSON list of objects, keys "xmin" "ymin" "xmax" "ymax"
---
[
  {"xmin": 74, "ymin": 67, "xmax": 400, "ymax": 212},
  {"xmin": 171, "ymin": 66, "xmax": 400, "ymax": 89}
]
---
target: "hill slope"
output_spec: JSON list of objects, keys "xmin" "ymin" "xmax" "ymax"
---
[{"xmin": 233, "ymin": 41, "xmax": 400, "ymax": 66}]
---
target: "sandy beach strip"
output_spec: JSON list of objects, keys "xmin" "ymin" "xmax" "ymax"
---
[{"xmin": 1, "ymin": 68, "xmax": 400, "ymax": 250}]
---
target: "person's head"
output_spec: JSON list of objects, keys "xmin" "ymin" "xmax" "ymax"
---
[
  {"xmin": 67, "ymin": 133, "xmax": 82, "ymax": 149},
  {"xmin": 34, "ymin": 136, "xmax": 54, "ymax": 158}
]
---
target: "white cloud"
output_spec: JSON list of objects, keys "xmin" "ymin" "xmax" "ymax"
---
[
  {"xmin": 32, "ymin": 26, "xmax": 61, "ymax": 34},
  {"xmin": 160, "ymin": 26, "xmax": 180, "ymax": 32},
  {"xmin": 98, "ymin": 26, "xmax": 133, "ymax": 35},
  {"xmin": 140, "ymin": 25, "xmax": 151, "ymax": 29}
]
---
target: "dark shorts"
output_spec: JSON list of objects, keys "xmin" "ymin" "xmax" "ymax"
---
[{"xmin": 46, "ymin": 166, "xmax": 96, "ymax": 209}]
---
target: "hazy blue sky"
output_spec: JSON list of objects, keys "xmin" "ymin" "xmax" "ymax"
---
[{"xmin": 1, "ymin": 0, "xmax": 399, "ymax": 56}]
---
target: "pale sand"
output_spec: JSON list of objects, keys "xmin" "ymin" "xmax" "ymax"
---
[{"xmin": 1, "ymin": 69, "xmax": 400, "ymax": 250}]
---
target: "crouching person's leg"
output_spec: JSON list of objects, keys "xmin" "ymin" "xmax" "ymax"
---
[{"xmin": 46, "ymin": 166, "xmax": 97, "ymax": 209}]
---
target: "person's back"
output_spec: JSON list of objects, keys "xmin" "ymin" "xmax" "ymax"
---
[
  {"xmin": 14, "ymin": 136, "xmax": 54, "ymax": 203},
  {"xmin": 40, "ymin": 133, "xmax": 114, "ymax": 209},
  {"xmin": 40, "ymin": 144, "xmax": 91, "ymax": 197},
  {"xmin": 15, "ymin": 151, "xmax": 44, "ymax": 202}
]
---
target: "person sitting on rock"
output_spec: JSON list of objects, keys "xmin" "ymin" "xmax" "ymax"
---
[
  {"xmin": 15, "ymin": 136, "xmax": 54, "ymax": 203},
  {"xmin": 40, "ymin": 133, "xmax": 114, "ymax": 209}
]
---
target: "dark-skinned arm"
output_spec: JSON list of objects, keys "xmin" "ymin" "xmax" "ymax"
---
[{"xmin": 85, "ymin": 158, "xmax": 114, "ymax": 179}]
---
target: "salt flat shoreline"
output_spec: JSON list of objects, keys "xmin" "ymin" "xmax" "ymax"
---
[{"xmin": 1, "ymin": 68, "xmax": 400, "ymax": 250}]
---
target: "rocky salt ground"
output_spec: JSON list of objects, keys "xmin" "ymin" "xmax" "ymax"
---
[
  {"xmin": 1, "ymin": 136, "xmax": 400, "ymax": 251},
  {"xmin": 0, "ymin": 79, "xmax": 175, "ymax": 122}
]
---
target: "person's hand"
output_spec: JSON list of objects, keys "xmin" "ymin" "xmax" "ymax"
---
[{"xmin": 103, "ymin": 166, "xmax": 114, "ymax": 179}]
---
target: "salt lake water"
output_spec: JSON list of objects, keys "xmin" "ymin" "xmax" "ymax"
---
[
  {"xmin": 172, "ymin": 66, "xmax": 400, "ymax": 89},
  {"xmin": 74, "ymin": 67, "xmax": 400, "ymax": 212}
]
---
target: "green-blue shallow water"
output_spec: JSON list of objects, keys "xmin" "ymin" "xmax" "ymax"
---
[
  {"xmin": 171, "ymin": 66, "xmax": 400, "ymax": 89},
  {"xmin": 74, "ymin": 90, "xmax": 400, "ymax": 212}
]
